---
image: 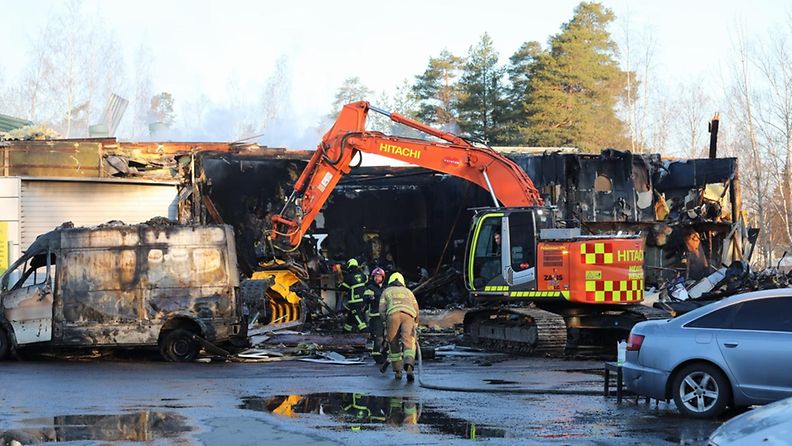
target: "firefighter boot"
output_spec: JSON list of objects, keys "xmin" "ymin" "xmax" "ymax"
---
[
  {"xmin": 379, "ymin": 360, "xmax": 389, "ymax": 374},
  {"xmin": 394, "ymin": 370, "xmax": 402, "ymax": 380},
  {"xmin": 405, "ymin": 364, "xmax": 414, "ymax": 383}
]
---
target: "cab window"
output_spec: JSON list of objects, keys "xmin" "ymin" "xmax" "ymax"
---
[
  {"xmin": 471, "ymin": 216, "xmax": 502, "ymax": 286},
  {"xmin": 508, "ymin": 212, "xmax": 536, "ymax": 272}
]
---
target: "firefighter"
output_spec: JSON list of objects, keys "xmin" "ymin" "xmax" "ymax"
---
[
  {"xmin": 363, "ymin": 267, "xmax": 386, "ymax": 365},
  {"xmin": 340, "ymin": 258, "xmax": 368, "ymax": 332},
  {"xmin": 379, "ymin": 272, "xmax": 419, "ymax": 382}
]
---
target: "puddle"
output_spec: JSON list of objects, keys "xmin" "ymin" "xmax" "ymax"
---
[
  {"xmin": 241, "ymin": 393, "xmax": 507, "ymax": 440},
  {"xmin": 0, "ymin": 412, "xmax": 191, "ymax": 444},
  {"xmin": 483, "ymin": 379, "xmax": 518, "ymax": 385}
]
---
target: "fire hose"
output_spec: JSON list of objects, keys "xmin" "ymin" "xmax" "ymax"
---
[{"xmin": 378, "ymin": 327, "xmax": 603, "ymax": 395}]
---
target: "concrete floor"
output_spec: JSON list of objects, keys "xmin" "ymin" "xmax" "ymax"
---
[{"xmin": 0, "ymin": 354, "xmax": 731, "ymax": 445}]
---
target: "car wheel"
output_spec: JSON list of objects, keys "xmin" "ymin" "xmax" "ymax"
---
[
  {"xmin": 672, "ymin": 363, "xmax": 731, "ymax": 418},
  {"xmin": 0, "ymin": 326, "xmax": 10, "ymax": 360},
  {"xmin": 159, "ymin": 329, "xmax": 199, "ymax": 362}
]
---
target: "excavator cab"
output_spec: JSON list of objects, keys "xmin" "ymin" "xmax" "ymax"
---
[{"xmin": 465, "ymin": 207, "xmax": 555, "ymax": 294}]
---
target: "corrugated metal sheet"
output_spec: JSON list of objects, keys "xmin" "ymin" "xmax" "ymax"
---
[
  {"xmin": 20, "ymin": 180, "xmax": 177, "ymax": 250},
  {"xmin": 0, "ymin": 113, "xmax": 32, "ymax": 132}
]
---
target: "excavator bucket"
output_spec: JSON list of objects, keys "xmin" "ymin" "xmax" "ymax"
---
[{"xmin": 243, "ymin": 269, "xmax": 305, "ymax": 331}]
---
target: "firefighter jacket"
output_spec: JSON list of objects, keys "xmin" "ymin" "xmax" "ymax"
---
[
  {"xmin": 341, "ymin": 267, "xmax": 367, "ymax": 304},
  {"xmin": 379, "ymin": 284, "xmax": 419, "ymax": 319},
  {"xmin": 363, "ymin": 282, "xmax": 384, "ymax": 317}
]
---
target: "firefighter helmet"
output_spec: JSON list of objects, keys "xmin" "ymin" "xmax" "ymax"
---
[
  {"xmin": 388, "ymin": 272, "xmax": 405, "ymax": 286},
  {"xmin": 346, "ymin": 258, "xmax": 359, "ymax": 268},
  {"xmin": 371, "ymin": 267, "xmax": 386, "ymax": 278}
]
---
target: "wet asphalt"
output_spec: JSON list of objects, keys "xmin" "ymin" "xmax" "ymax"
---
[{"xmin": 0, "ymin": 354, "xmax": 733, "ymax": 445}]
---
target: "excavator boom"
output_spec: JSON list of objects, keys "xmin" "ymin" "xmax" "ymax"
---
[
  {"xmin": 273, "ymin": 101, "xmax": 542, "ymax": 249},
  {"xmin": 271, "ymin": 101, "xmax": 662, "ymax": 355}
]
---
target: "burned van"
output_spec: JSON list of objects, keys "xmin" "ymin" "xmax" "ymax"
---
[{"xmin": 0, "ymin": 223, "xmax": 245, "ymax": 361}]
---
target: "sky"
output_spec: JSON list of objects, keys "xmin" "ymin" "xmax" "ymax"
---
[{"xmin": 0, "ymin": 0, "xmax": 790, "ymax": 147}]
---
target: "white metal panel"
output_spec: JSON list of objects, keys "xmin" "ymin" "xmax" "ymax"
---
[
  {"xmin": 0, "ymin": 178, "xmax": 20, "ymax": 196},
  {"xmin": 0, "ymin": 197, "xmax": 19, "ymax": 220},
  {"xmin": 21, "ymin": 180, "xmax": 177, "ymax": 250},
  {"xmin": 0, "ymin": 177, "xmax": 21, "ymax": 272}
]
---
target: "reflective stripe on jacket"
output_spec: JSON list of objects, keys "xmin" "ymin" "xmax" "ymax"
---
[
  {"xmin": 379, "ymin": 285, "xmax": 419, "ymax": 318},
  {"xmin": 341, "ymin": 269, "xmax": 367, "ymax": 303}
]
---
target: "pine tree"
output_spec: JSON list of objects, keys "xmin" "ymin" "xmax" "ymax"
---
[
  {"xmin": 503, "ymin": 41, "xmax": 543, "ymax": 145},
  {"xmin": 456, "ymin": 33, "xmax": 507, "ymax": 144},
  {"xmin": 331, "ymin": 77, "xmax": 373, "ymax": 111},
  {"xmin": 525, "ymin": 2, "xmax": 629, "ymax": 152},
  {"xmin": 327, "ymin": 77, "xmax": 373, "ymax": 127},
  {"xmin": 412, "ymin": 50, "xmax": 464, "ymax": 127}
]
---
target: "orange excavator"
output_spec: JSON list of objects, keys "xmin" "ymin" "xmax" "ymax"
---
[{"xmin": 272, "ymin": 101, "xmax": 661, "ymax": 353}]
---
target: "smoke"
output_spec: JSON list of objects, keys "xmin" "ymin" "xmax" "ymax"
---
[
  {"xmin": 121, "ymin": 95, "xmax": 327, "ymax": 149},
  {"xmin": 120, "ymin": 54, "xmax": 331, "ymax": 149}
]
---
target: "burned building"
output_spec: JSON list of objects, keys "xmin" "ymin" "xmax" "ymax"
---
[
  {"xmin": 506, "ymin": 150, "xmax": 752, "ymax": 288},
  {"xmin": 0, "ymin": 138, "xmax": 192, "ymax": 274},
  {"xmin": 184, "ymin": 147, "xmax": 750, "ymax": 307},
  {"xmin": 0, "ymin": 136, "xmax": 752, "ymax": 308}
]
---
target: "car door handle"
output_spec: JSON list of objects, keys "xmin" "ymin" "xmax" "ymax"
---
[{"xmin": 723, "ymin": 343, "xmax": 739, "ymax": 348}]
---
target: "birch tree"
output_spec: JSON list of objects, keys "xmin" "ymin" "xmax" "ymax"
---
[
  {"xmin": 729, "ymin": 27, "xmax": 773, "ymax": 266},
  {"xmin": 674, "ymin": 81, "xmax": 712, "ymax": 158},
  {"xmin": 754, "ymin": 32, "xmax": 792, "ymax": 248}
]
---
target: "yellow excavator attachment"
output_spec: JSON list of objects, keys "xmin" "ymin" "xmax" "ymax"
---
[{"xmin": 250, "ymin": 269, "xmax": 304, "ymax": 328}]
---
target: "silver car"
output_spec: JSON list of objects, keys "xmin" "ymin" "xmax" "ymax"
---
[
  {"xmin": 623, "ymin": 289, "xmax": 792, "ymax": 418},
  {"xmin": 708, "ymin": 395, "xmax": 792, "ymax": 445}
]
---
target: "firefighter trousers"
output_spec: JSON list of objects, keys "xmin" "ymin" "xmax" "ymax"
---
[
  {"xmin": 368, "ymin": 314, "xmax": 385, "ymax": 364},
  {"xmin": 385, "ymin": 311, "xmax": 416, "ymax": 373},
  {"xmin": 343, "ymin": 300, "xmax": 368, "ymax": 332}
]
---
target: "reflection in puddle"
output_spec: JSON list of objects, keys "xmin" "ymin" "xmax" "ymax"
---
[
  {"xmin": 0, "ymin": 412, "xmax": 191, "ymax": 444},
  {"xmin": 241, "ymin": 393, "xmax": 507, "ymax": 440}
]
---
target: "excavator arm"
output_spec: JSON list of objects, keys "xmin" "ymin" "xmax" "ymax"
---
[{"xmin": 272, "ymin": 101, "xmax": 543, "ymax": 250}]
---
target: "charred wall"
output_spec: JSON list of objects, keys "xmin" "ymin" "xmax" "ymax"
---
[
  {"xmin": 191, "ymin": 149, "xmax": 745, "ymax": 299},
  {"xmin": 193, "ymin": 152, "xmax": 307, "ymax": 276},
  {"xmin": 324, "ymin": 172, "xmax": 490, "ymax": 279},
  {"xmin": 509, "ymin": 151, "xmax": 743, "ymax": 286}
]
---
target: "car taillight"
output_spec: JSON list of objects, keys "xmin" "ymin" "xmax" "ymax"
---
[{"xmin": 627, "ymin": 334, "xmax": 644, "ymax": 351}]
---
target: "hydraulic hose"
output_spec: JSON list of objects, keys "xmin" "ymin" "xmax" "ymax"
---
[{"xmin": 324, "ymin": 132, "xmax": 363, "ymax": 166}]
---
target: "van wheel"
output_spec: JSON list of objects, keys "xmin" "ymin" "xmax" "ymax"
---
[
  {"xmin": 672, "ymin": 363, "xmax": 731, "ymax": 418},
  {"xmin": 159, "ymin": 329, "xmax": 199, "ymax": 362},
  {"xmin": 0, "ymin": 326, "xmax": 10, "ymax": 360}
]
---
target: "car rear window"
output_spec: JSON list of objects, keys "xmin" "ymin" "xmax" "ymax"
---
[
  {"xmin": 731, "ymin": 297, "xmax": 792, "ymax": 332},
  {"xmin": 686, "ymin": 304, "xmax": 739, "ymax": 329}
]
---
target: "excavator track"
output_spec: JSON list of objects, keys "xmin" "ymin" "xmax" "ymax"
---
[
  {"xmin": 463, "ymin": 306, "xmax": 567, "ymax": 356},
  {"xmin": 463, "ymin": 304, "xmax": 672, "ymax": 357}
]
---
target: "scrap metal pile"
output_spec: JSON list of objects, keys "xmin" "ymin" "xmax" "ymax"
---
[{"xmin": 657, "ymin": 259, "xmax": 792, "ymax": 315}]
